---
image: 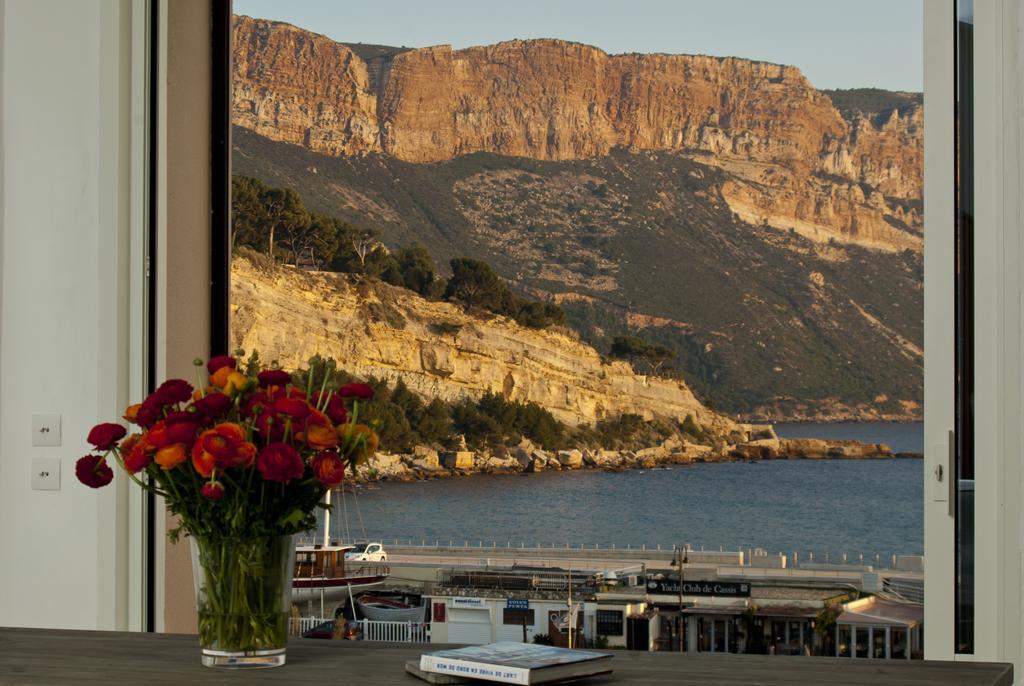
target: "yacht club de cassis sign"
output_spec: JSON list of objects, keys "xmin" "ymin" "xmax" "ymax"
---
[{"xmin": 646, "ymin": 579, "xmax": 751, "ymax": 597}]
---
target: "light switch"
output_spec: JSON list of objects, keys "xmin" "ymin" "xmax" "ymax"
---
[
  {"xmin": 32, "ymin": 457, "xmax": 61, "ymax": 491},
  {"xmin": 32, "ymin": 414, "xmax": 61, "ymax": 447}
]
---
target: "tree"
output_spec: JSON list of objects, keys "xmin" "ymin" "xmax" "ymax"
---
[
  {"xmin": 395, "ymin": 244, "xmax": 438, "ymax": 296},
  {"xmin": 609, "ymin": 335, "xmax": 675, "ymax": 374},
  {"xmin": 417, "ymin": 398, "xmax": 452, "ymax": 445},
  {"xmin": 514, "ymin": 300, "xmax": 566, "ymax": 328},
  {"xmin": 231, "ymin": 176, "xmax": 271, "ymax": 250},
  {"xmin": 444, "ymin": 258, "xmax": 512, "ymax": 311},
  {"xmin": 263, "ymin": 187, "xmax": 310, "ymax": 263},
  {"xmin": 289, "ymin": 213, "xmax": 341, "ymax": 270}
]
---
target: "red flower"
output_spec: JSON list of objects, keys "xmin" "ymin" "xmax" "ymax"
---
[
  {"xmin": 257, "ymin": 443, "xmax": 305, "ymax": 483},
  {"xmin": 75, "ymin": 455, "xmax": 113, "ymax": 488},
  {"xmin": 339, "ymin": 383, "xmax": 374, "ymax": 400},
  {"xmin": 123, "ymin": 437, "xmax": 152, "ymax": 473},
  {"xmin": 164, "ymin": 412, "xmax": 201, "ymax": 444},
  {"xmin": 258, "ymin": 369, "xmax": 291, "ymax": 388},
  {"xmin": 200, "ymin": 481, "xmax": 226, "ymax": 500},
  {"xmin": 87, "ymin": 423, "xmax": 127, "ymax": 451},
  {"xmin": 193, "ymin": 390, "xmax": 232, "ymax": 419},
  {"xmin": 255, "ymin": 412, "xmax": 285, "ymax": 443},
  {"xmin": 151, "ymin": 379, "xmax": 194, "ymax": 406},
  {"xmin": 311, "ymin": 451, "xmax": 345, "ymax": 488},
  {"xmin": 207, "ymin": 355, "xmax": 236, "ymax": 374},
  {"xmin": 134, "ymin": 398, "xmax": 162, "ymax": 429},
  {"xmin": 274, "ymin": 396, "xmax": 311, "ymax": 419}
]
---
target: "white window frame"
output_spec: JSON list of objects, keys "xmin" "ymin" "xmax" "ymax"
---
[{"xmin": 924, "ymin": 0, "xmax": 1024, "ymax": 673}]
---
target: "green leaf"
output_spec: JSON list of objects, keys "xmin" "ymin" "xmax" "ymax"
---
[{"xmin": 277, "ymin": 508, "xmax": 305, "ymax": 528}]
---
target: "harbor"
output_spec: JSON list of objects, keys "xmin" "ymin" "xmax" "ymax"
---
[{"xmin": 291, "ymin": 539, "xmax": 924, "ymax": 660}]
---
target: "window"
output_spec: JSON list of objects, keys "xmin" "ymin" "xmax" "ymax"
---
[
  {"xmin": 890, "ymin": 627, "xmax": 907, "ymax": 659},
  {"xmin": 502, "ymin": 609, "xmax": 535, "ymax": 626},
  {"xmin": 596, "ymin": 610, "xmax": 624, "ymax": 636}
]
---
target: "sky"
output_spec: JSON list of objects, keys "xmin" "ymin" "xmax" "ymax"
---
[{"xmin": 233, "ymin": 0, "xmax": 923, "ymax": 92}]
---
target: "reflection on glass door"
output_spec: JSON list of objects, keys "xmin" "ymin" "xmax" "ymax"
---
[
  {"xmin": 954, "ymin": 0, "xmax": 975, "ymax": 656},
  {"xmin": 855, "ymin": 627, "xmax": 869, "ymax": 658}
]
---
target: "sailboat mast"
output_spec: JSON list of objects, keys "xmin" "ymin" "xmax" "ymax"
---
[
  {"xmin": 568, "ymin": 564, "xmax": 573, "ymax": 649},
  {"xmin": 323, "ymin": 488, "xmax": 332, "ymax": 548}
]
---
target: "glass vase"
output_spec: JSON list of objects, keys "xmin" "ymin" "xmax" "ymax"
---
[{"xmin": 190, "ymin": 534, "xmax": 296, "ymax": 668}]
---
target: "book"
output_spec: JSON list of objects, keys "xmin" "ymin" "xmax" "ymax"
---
[{"xmin": 419, "ymin": 642, "xmax": 612, "ymax": 685}]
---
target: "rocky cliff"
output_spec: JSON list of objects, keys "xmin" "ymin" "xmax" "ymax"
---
[
  {"xmin": 232, "ymin": 15, "xmax": 921, "ymax": 252},
  {"xmin": 230, "ymin": 253, "xmax": 736, "ymax": 433}
]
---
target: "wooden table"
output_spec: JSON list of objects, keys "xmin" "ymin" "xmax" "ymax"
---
[{"xmin": 0, "ymin": 628, "xmax": 1012, "ymax": 685}]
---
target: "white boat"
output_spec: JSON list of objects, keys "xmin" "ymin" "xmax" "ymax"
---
[
  {"xmin": 291, "ymin": 544, "xmax": 388, "ymax": 605},
  {"xmin": 356, "ymin": 594, "xmax": 426, "ymax": 622}
]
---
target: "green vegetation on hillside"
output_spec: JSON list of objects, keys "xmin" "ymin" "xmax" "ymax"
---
[
  {"xmin": 233, "ymin": 126, "xmax": 923, "ymax": 419},
  {"xmin": 285, "ymin": 355, "xmax": 704, "ymax": 452},
  {"xmin": 231, "ymin": 174, "xmax": 565, "ymax": 329}
]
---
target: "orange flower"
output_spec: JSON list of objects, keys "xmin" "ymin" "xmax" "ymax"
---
[
  {"xmin": 340, "ymin": 423, "xmax": 378, "ymax": 465},
  {"xmin": 192, "ymin": 422, "xmax": 256, "ymax": 472},
  {"xmin": 155, "ymin": 443, "xmax": 187, "ymax": 470},
  {"xmin": 192, "ymin": 437, "xmax": 215, "ymax": 477},
  {"xmin": 209, "ymin": 366, "xmax": 233, "ymax": 389},
  {"xmin": 312, "ymin": 451, "xmax": 345, "ymax": 488},
  {"xmin": 123, "ymin": 403, "xmax": 142, "ymax": 424},
  {"xmin": 297, "ymin": 409, "xmax": 338, "ymax": 450},
  {"xmin": 304, "ymin": 423, "xmax": 339, "ymax": 450},
  {"xmin": 223, "ymin": 371, "xmax": 249, "ymax": 396}
]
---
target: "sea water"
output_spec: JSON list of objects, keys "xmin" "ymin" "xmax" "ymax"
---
[{"xmin": 328, "ymin": 422, "xmax": 924, "ymax": 557}]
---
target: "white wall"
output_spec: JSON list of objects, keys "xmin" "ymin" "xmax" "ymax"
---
[{"xmin": 0, "ymin": 0, "xmax": 144, "ymax": 630}]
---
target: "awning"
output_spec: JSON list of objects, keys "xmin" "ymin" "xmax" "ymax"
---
[
  {"xmin": 754, "ymin": 606, "xmax": 819, "ymax": 619},
  {"xmin": 837, "ymin": 599, "xmax": 923, "ymax": 628},
  {"xmin": 680, "ymin": 605, "xmax": 746, "ymax": 616}
]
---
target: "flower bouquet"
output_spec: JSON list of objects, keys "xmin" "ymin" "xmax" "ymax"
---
[{"xmin": 76, "ymin": 354, "xmax": 379, "ymax": 668}]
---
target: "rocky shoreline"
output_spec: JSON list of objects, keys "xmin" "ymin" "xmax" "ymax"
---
[{"xmin": 356, "ymin": 425, "xmax": 922, "ymax": 484}]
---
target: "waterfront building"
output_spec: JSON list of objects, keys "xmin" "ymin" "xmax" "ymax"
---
[{"xmin": 417, "ymin": 562, "xmax": 922, "ymax": 659}]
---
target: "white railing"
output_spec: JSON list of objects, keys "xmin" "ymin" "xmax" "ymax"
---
[
  {"xmin": 357, "ymin": 619, "xmax": 430, "ymax": 643},
  {"xmin": 290, "ymin": 616, "xmax": 332, "ymax": 636}
]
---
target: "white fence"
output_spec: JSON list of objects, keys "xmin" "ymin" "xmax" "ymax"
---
[
  {"xmin": 358, "ymin": 620, "xmax": 430, "ymax": 643},
  {"xmin": 290, "ymin": 617, "xmax": 430, "ymax": 643},
  {"xmin": 290, "ymin": 616, "xmax": 331, "ymax": 636}
]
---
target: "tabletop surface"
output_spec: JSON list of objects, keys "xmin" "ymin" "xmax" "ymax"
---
[{"xmin": 0, "ymin": 627, "xmax": 1013, "ymax": 685}]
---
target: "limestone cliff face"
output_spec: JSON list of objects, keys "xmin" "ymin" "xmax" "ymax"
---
[
  {"xmin": 230, "ymin": 254, "xmax": 736, "ymax": 433},
  {"xmin": 232, "ymin": 15, "xmax": 922, "ymax": 251}
]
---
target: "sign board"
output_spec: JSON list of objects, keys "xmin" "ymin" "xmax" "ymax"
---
[
  {"xmin": 505, "ymin": 598, "xmax": 529, "ymax": 611},
  {"xmin": 450, "ymin": 597, "xmax": 487, "ymax": 608},
  {"xmin": 645, "ymin": 579, "xmax": 751, "ymax": 597}
]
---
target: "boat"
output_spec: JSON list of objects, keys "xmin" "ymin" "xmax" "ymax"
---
[
  {"xmin": 356, "ymin": 594, "xmax": 426, "ymax": 622},
  {"xmin": 291, "ymin": 544, "xmax": 389, "ymax": 605}
]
